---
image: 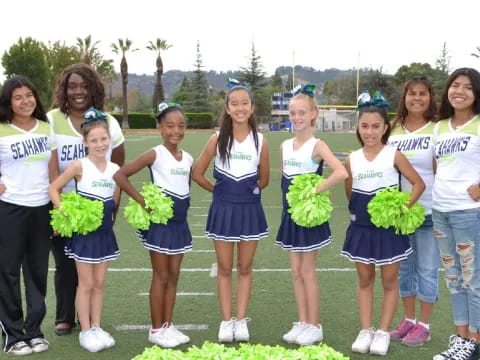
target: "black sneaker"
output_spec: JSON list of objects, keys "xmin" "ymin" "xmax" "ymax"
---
[
  {"xmin": 450, "ymin": 339, "xmax": 477, "ymax": 360},
  {"xmin": 433, "ymin": 335, "xmax": 465, "ymax": 360}
]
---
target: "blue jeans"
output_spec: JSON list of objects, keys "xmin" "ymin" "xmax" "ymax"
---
[
  {"xmin": 433, "ymin": 208, "xmax": 480, "ymax": 333},
  {"xmin": 399, "ymin": 215, "xmax": 440, "ymax": 303}
]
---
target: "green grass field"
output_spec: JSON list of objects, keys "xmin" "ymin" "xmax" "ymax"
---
[{"xmin": 2, "ymin": 131, "xmax": 453, "ymax": 360}]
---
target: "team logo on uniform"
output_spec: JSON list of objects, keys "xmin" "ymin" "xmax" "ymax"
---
[{"xmin": 252, "ymin": 186, "xmax": 260, "ymax": 195}]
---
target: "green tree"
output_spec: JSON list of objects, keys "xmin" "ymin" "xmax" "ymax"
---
[
  {"xmin": 239, "ymin": 42, "xmax": 266, "ymax": 92},
  {"xmin": 323, "ymin": 77, "xmax": 356, "ymax": 105},
  {"xmin": 111, "ymin": 38, "xmax": 138, "ymax": 128},
  {"xmin": 285, "ymin": 73, "xmax": 294, "ymax": 91},
  {"xmin": 394, "ymin": 63, "xmax": 437, "ymax": 85},
  {"xmin": 76, "ymin": 35, "xmax": 100, "ymax": 65},
  {"xmin": 435, "ymin": 42, "xmax": 450, "ymax": 74},
  {"xmin": 184, "ymin": 41, "xmax": 210, "ymax": 113},
  {"xmin": 270, "ymin": 69, "xmax": 283, "ymax": 91},
  {"xmin": 147, "ymin": 38, "xmax": 172, "ymax": 108},
  {"xmin": 172, "ymin": 76, "xmax": 191, "ymax": 105},
  {"xmin": 44, "ymin": 41, "xmax": 82, "ymax": 102},
  {"xmin": 472, "ymin": 46, "xmax": 480, "ymax": 59},
  {"xmin": 1, "ymin": 37, "xmax": 50, "ymax": 105}
]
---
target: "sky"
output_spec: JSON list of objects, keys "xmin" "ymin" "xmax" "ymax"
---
[{"xmin": 1, "ymin": 0, "xmax": 479, "ymax": 82}]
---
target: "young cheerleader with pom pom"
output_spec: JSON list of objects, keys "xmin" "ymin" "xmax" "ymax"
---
[
  {"xmin": 275, "ymin": 84, "xmax": 347, "ymax": 346},
  {"xmin": 48, "ymin": 109, "xmax": 120, "ymax": 353},
  {"xmin": 341, "ymin": 92, "xmax": 425, "ymax": 356},
  {"xmin": 192, "ymin": 79, "xmax": 270, "ymax": 343},
  {"xmin": 113, "ymin": 103, "xmax": 193, "ymax": 348}
]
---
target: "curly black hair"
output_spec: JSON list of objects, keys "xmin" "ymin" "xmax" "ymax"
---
[{"xmin": 51, "ymin": 63, "xmax": 105, "ymax": 113}]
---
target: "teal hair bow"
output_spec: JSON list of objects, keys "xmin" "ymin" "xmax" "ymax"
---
[
  {"xmin": 82, "ymin": 107, "xmax": 107, "ymax": 127},
  {"xmin": 226, "ymin": 77, "xmax": 251, "ymax": 91},
  {"xmin": 357, "ymin": 90, "xmax": 390, "ymax": 110},
  {"xmin": 292, "ymin": 84, "xmax": 316, "ymax": 97},
  {"xmin": 157, "ymin": 102, "xmax": 182, "ymax": 114}
]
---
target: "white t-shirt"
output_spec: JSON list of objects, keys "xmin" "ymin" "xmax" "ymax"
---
[
  {"xmin": 432, "ymin": 115, "xmax": 480, "ymax": 212},
  {"xmin": 47, "ymin": 108, "xmax": 125, "ymax": 193},
  {"xmin": 389, "ymin": 122, "xmax": 435, "ymax": 214},
  {"xmin": 0, "ymin": 120, "xmax": 56, "ymax": 206}
]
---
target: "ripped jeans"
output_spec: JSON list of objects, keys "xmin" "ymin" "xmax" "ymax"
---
[{"xmin": 433, "ymin": 208, "xmax": 480, "ymax": 333}]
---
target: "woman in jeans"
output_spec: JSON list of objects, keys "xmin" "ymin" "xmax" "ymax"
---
[{"xmin": 432, "ymin": 67, "xmax": 480, "ymax": 360}]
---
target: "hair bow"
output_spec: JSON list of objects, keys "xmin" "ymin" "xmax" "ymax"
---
[
  {"xmin": 157, "ymin": 102, "xmax": 182, "ymax": 113},
  {"xmin": 292, "ymin": 84, "xmax": 316, "ymax": 97},
  {"xmin": 82, "ymin": 107, "xmax": 107, "ymax": 127},
  {"xmin": 357, "ymin": 90, "xmax": 390, "ymax": 110},
  {"xmin": 226, "ymin": 78, "xmax": 251, "ymax": 91}
]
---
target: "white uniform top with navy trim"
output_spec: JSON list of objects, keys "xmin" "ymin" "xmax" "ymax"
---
[
  {"xmin": 432, "ymin": 115, "xmax": 480, "ymax": 212},
  {"xmin": 389, "ymin": 122, "xmax": 435, "ymax": 214},
  {"xmin": 47, "ymin": 108, "xmax": 125, "ymax": 193},
  {"xmin": 349, "ymin": 145, "xmax": 399, "ymax": 226},
  {"xmin": 213, "ymin": 131, "xmax": 263, "ymax": 202},
  {"xmin": 148, "ymin": 145, "xmax": 193, "ymax": 221},
  {"xmin": 281, "ymin": 137, "xmax": 323, "ymax": 209},
  {"xmin": 0, "ymin": 120, "xmax": 56, "ymax": 207},
  {"xmin": 76, "ymin": 158, "xmax": 119, "ymax": 202}
]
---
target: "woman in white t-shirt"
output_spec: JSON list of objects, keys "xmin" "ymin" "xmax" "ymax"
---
[
  {"xmin": 432, "ymin": 68, "xmax": 480, "ymax": 360},
  {"xmin": 0, "ymin": 76, "xmax": 58, "ymax": 355}
]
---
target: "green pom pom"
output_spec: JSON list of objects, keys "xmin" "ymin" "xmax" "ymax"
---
[
  {"xmin": 367, "ymin": 186, "xmax": 425, "ymax": 234},
  {"xmin": 286, "ymin": 174, "xmax": 333, "ymax": 228},
  {"xmin": 131, "ymin": 341, "xmax": 349, "ymax": 360},
  {"xmin": 124, "ymin": 183, "xmax": 174, "ymax": 230},
  {"xmin": 50, "ymin": 192, "xmax": 104, "ymax": 237}
]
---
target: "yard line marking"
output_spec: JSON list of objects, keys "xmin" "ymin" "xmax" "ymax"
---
[
  {"xmin": 116, "ymin": 324, "xmax": 208, "ymax": 331},
  {"xmin": 190, "ymin": 206, "xmax": 208, "ymax": 209},
  {"xmin": 210, "ymin": 263, "xmax": 217, "ymax": 278},
  {"xmin": 137, "ymin": 292, "xmax": 214, "ymax": 296},
  {"xmin": 50, "ymin": 267, "xmax": 440, "ymax": 273},
  {"xmin": 193, "ymin": 214, "xmax": 208, "ymax": 217},
  {"xmin": 191, "ymin": 249, "xmax": 215, "ymax": 253},
  {"xmin": 192, "ymin": 235, "xmax": 207, "ymax": 238}
]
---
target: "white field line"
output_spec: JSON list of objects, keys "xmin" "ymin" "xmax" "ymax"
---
[
  {"xmin": 116, "ymin": 324, "xmax": 208, "ymax": 331},
  {"xmin": 210, "ymin": 263, "xmax": 217, "ymax": 278},
  {"xmin": 49, "ymin": 267, "xmax": 363, "ymax": 272},
  {"xmin": 191, "ymin": 249, "xmax": 215, "ymax": 253},
  {"xmin": 137, "ymin": 292, "xmax": 214, "ymax": 296}
]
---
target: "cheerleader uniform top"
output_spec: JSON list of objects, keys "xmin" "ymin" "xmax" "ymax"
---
[
  {"xmin": 432, "ymin": 115, "xmax": 480, "ymax": 212},
  {"xmin": 148, "ymin": 144, "xmax": 193, "ymax": 221},
  {"xmin": 281, "ymin": 137, "xmax": 323, "ymax": 209},
  {"xmin": 213, "ymin": 131, "xmax": 264, "ymax": 203},
  {"xmin": 348, "ymin": 145, "xmax": 399, "ymax": 226},
  {"xmin": 75, "ymin": 158, "xmax": 119, "ymax": 231}
]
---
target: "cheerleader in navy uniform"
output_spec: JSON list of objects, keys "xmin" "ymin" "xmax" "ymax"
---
[
  {"xmin": 192, "ymin": 79, "xmax": 270, "ymax": 343},
  {"xmin": 114, "ymin": 103, "xmax": 193, "ymax": 349},
  {"xmin": 49, "ymin": 109, "xmax": 120, "ymax": 353},
  {"xmin": 342, "ymin": 93, "xmax": 425, "ymax": 356},
  {"xmin": 275, "ymin": 85, "xmax": 347, "ymax": 346}
]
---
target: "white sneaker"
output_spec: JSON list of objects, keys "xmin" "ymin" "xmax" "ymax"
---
[
  {"xmin": 218, "ymin": 318, "xmax": 235, "ymax": 343},
  {"xmin": 29, "ymin": 338, "xmax": 49, "ymax": 353},
  {"xmin": 79, "ymin": 329, "xmax": 104, "ymax": 352},
  {"xmin": 283, "ymin": 322, "xmax": 308, "ymax": 343},
  {"xmin": 7, "ymin": 341, "xmax": 33, "ymax": 355},
  {"xmin": 92, "ymin": 327, "xmax": 115, "ymax": 349},
  {"xmin": 148, "ymin": 324, "xmax": 181, "ymax": 348},
  {"xmin": 234, "ymin": 318, "xmax": 251, "ymax": 342},
  {"xmin": 352, "ymin": 328, "xmax": 375, "ymax": 353},
  {"xmin": 433, "ymin": 335, "xmax": 466, "ymax": 360},
  {"xmin": 295, "ymin": 324, "xmax": 323, "ymax": 346},
  {"xmin": 166, "ymin": 324, "xmax": 190, "ymax": 345},
  {"xmin": 370, "ymin": 330, "xmax": 390, "ymax": 356}
]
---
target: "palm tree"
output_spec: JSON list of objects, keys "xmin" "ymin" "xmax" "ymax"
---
[
  {"xmin": 146, "ymin": 38, "xmax": 172, "ymax": 107},
  {"xmin": 111, "ymin": 38, "xmax": 138, "ymax": 128},
  {"xmin": 76, "ymin": 35, "xmax": 100, "ymax": 65},
  {"xmin": 471, "ymin": 46, "xmax": 480, "ymax": 59}
]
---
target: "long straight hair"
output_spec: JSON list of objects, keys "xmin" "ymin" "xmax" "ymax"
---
[{"xmin": 217, "ymin": 87, "xmax": 259, "ymax": 165}]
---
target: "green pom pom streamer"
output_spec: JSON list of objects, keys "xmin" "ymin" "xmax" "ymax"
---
[
  {"xmin": 50, "ymin": 192, "xmax": 104, "ymax": 237},
  {"xmin": 367, "ymin": 186, "xmax": 425, "ymax": 235},
  {"xmin": 131, "ymin": 341, "xmax": 349, "ymax": 360},
  {"xmin": 124, "ymin": 183, "xmax": 174, "ymax": 230},
  {"xmin": 286, "ymin": 174, "xmax": 333, "ymax": 228}
]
